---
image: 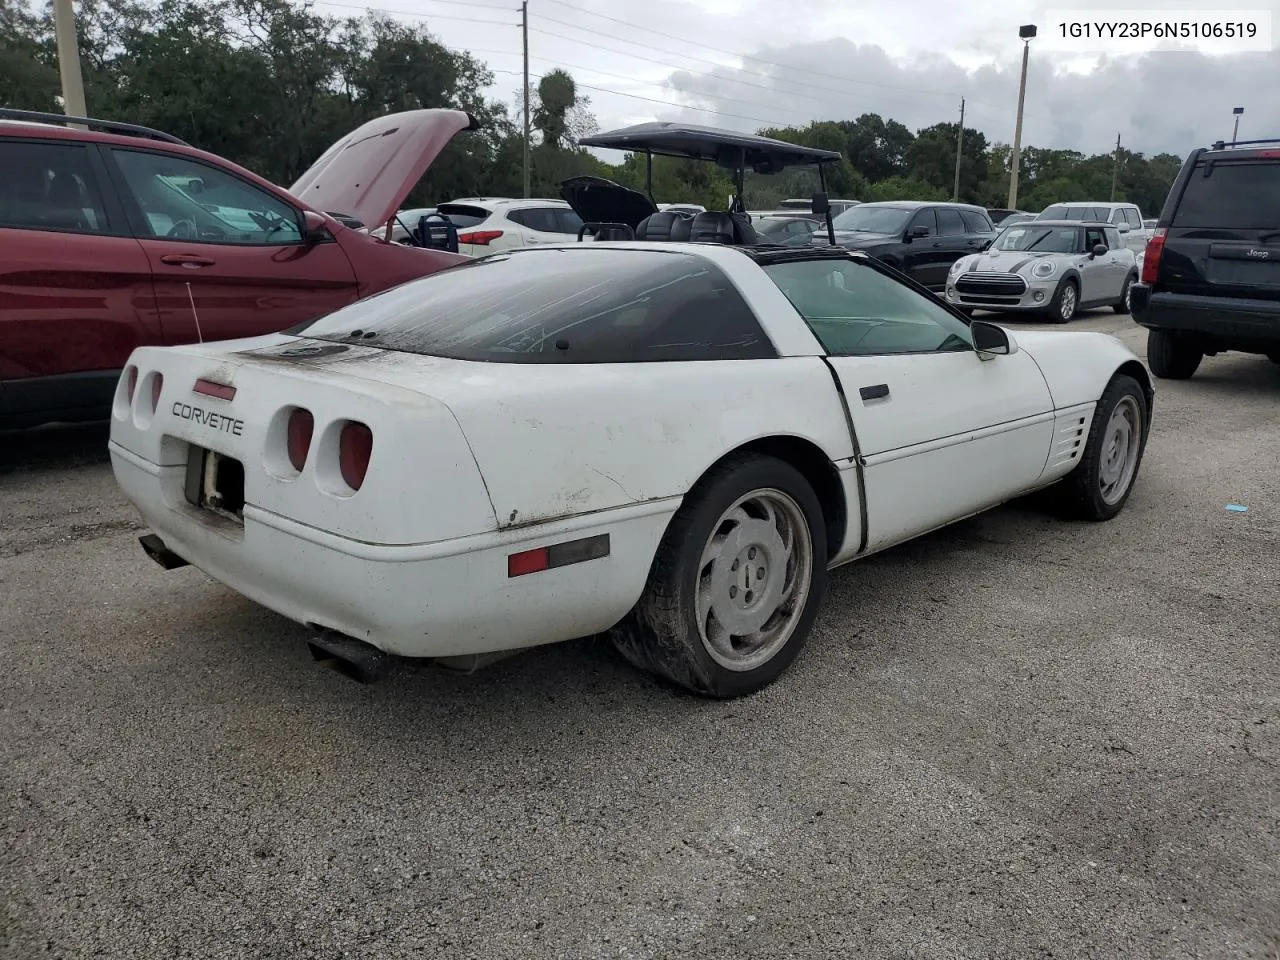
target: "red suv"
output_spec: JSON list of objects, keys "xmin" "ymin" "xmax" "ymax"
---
[{"xmin": 0, "ymin": 107, "xmax": 476, "ymax": 429}]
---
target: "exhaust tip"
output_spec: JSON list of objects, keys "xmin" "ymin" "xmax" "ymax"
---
[
  {"xmin": 139, "ymin": 533, "xmax": 189, "ymax": 570},
  {"xmin": 306, "ymin": 628, "xmax": 389, "ymax": 684}
]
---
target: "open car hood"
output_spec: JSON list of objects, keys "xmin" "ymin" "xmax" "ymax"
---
[
  {"xmin": 559, "ymin": 176, "xmax": 658, "ymax": 230},
  {"xmin": 289, "ymin": 109, "xmax": 479, "ymax": 230}
]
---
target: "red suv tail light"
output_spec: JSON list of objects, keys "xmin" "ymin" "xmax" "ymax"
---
[
  {"xmin": 458, "ymin": 229, "xmax": 503, "ymax": 245},
  {"xmin": 286, "ymin": 408, "xmax": 314, "ymax": 472},
  {"xmin": 338, "ymin": 421, "xmax": 373, "ymax": 490},
  {"xmin": 1141, "ymin": 227, "xmax": 1167, "ymax": 285}
]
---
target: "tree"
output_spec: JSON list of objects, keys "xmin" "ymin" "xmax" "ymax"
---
[
  {"xmin": 532, "ymin": 68, "xmax": 576, "ymax": 150},
  {"xmin": 907, "ymin": 121, "xmax": 989, "ymax": 202}
]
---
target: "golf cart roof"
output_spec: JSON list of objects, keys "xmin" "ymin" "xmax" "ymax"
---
[{"xmin": 579, "ymin": 122, "xmax": 841, "ymax": 172}]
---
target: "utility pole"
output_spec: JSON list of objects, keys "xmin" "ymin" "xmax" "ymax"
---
[
  {"xmin": 521, "ymin": 0, "xmax": 530, "ymax": 199},
  {"xmin": 53, "ymin": 0, "xmax": 88, "ymax": 120},
  {"xmin": 1109, "ymin": 132, "xmax": 1121, "ymax": 201},
  {"xmin": 952, "ymin": 98, "xmax": 965, "ymax": 202},
  {"xmin": 1007, "ymin": 25, "xmax": 1036, "ymax": 210}
]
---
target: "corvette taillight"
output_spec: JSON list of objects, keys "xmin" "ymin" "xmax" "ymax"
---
[
  {"xmin": 1141, "ymin": 227, "xmax": 1166, "ymax": 285},
  {"xmin": 287, "ymin": 408, "xmax": 314, "ymax": 472},
  {"xmin": 338, "ymin": 421, "xmax": 373, "ymax": 490},
  {"xmin": 150, "ymin": 373, "xmax": 164, "ymax": 411},
  {"xmin": 459, "ymin": 229, "xmax": 503, "ymax": 245}
]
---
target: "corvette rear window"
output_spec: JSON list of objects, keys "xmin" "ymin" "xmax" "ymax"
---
[{"xmin": 298, "ymin": 248, "xmax": 776, "ymax": 363}]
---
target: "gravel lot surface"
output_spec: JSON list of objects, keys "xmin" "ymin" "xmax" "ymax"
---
[{"xmin": 3, "ymin": 312, "xmax": 1278, "ymax": 960}]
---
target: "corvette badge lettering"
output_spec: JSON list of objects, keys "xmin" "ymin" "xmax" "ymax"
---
[{"xmin": 171, "ymin": 401, "xmax": 244, "ymax": 436}]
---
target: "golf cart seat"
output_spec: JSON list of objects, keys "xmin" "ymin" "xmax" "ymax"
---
[
  {"xmin": 688, "ymin": 211, "xmax": 760, "ymax": 245},
  {"xmin": 635, "ymin": 210, "xmax": 692, "ymax": 241}
]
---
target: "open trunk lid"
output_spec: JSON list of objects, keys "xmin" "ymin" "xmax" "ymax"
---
[
  {"xmin": 559, "ymin": 175, "xmax": 657, "ymax": 230},
  {"xmin": 289, "ymin": 109, "xmax": 479, "ymax": 231}
]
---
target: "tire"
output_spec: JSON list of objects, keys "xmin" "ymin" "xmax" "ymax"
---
[
  {"xmin": 609, "ymin": 454, "xmax": 828, "ymax": 698},
  {"xmin": 1046, "ymin": 278, "xmax": 1078, "ymax": 323},
  {"xmin": 1147, "ymin": 328, "xmax": 1203, "ymax": 379},
  {"xmin": 1112, "ymin": 274, "xmax": 1136, "ymax": 314},
  {"xmin": 1055, "ymin": 374, "xmax": 1149, "ymax": 521}
]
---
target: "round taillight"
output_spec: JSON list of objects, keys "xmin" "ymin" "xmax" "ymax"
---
[
  {"xmin": 286, "ymin": 408, "xmax": 314, "ymax": 472},
  {"xmin": 338, "ymin": 421, "xmax": 373, "ymax": 491},
  {"xmin": 150, "ymin": 373, "xmax": 163, "ymax": 411},
  {"xmin": 127, "ymin": 367, "xmax": 138, "ymax": 402}
]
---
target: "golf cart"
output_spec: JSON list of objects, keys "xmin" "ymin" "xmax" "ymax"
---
[{"xmin": 561, "ymin": 121, "xmax": 842, "ymax": 246}]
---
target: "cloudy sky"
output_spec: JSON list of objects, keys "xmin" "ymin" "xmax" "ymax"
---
[{"xmin": 313, "ymin": 0, "xmax": 1279, "ymax": 158}]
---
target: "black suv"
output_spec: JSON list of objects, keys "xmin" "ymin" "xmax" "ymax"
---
[
  {"xmin": 1131, "ymin": 138, "xmax": 1280, "ymax": 379},
  {"xmin": 817, "ymin": 201, "xmax": 997, "ymax": 292}
]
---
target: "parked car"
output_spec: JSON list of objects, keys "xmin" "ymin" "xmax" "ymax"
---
[
  {"xmin": 1034, "ymin": 201, "xmax": 1150, "ymax": 258},
  {"xmin": 944, "ymin": 219, "xmax": 1138, "ymax": 321},
  {"xmin": 388, "ymin": 206, "xmax": 436, "ymax": 243},
  {"xmin": 111, "ymin": 241, "xmax": 1153, "ymax": 699},
  {"xmin": 818, "ymin": 201, "xmax": 998, "ymax": 291},
  {"xmin": 0, "ymin": 106, "xmax": 477, "ymax": 430},
  {"xmin": 993, "ymin": 211, "xmax": 1036, "ymax": 236},
  {"xmin": 987, "ymin": 208, "xmax": 1031, "ymax": 224},
  {"xmin": 432, "ymin": 197, "xmax": 585, "ymax": 256},
  {"xmin": 753, "ymin": 215, "xmax": 822, "ymax": 245},
  {"xmin": 1131, "ymin": 136, "xmax": 1280, "ymax": 379},
  {"xmin": 777, "ymin": 197, "xmax": 859, "ymax": 216}
]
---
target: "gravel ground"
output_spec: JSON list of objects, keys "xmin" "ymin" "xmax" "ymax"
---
[{"xmin": 2, "ymin": 312, "xmax": 1278, "ymax": 960}]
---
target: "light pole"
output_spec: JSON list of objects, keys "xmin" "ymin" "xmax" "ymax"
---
[
  {"xmin": 1232, "ymin": 106, "xmax": 1244, "ymax": 144},
  {"xmin": 53, "ymin": 0, "xmax": 88, "ymax": 119},
  {"xmin": 1006, "ymin": 24, "xmax": 1036, "ymax": 211}
]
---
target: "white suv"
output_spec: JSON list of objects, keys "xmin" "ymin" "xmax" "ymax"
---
[
  {"xmin": 1034, "ymin": 201, "xmax": 1149, "ymax": 257},
  {"xmin": 435, "ymin": 197, "xmax": 585, "ymax": 257}
]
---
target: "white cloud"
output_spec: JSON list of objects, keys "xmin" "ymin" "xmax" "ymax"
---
[{"xmin": 326, "ymin": 0, "xmax": 1280, "ymax": 156}]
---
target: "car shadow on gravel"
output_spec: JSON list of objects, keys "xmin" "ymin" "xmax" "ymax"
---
[{"xmin": 0, "ymin": 421, "xmax": 111, "ymax": 476}]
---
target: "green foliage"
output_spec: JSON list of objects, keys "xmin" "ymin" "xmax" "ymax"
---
[{"xmin": 0, "ymin": 0, "xmax": 1183, "ymax": 216}]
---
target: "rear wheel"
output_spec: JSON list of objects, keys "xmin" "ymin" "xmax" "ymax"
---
[
  {"xmin": 1113, "ymin": 274, "xmax": 1136, "ymax": 314},
  {"xmin": 610, "ymin": 454, "xmax": 827, "ymax": 698},
  {"xmin": 1147, "ymin": 328, "xmax": 1203, "ymax": 379},
  {"xmin": 1055, "ymin": 374, "xmax": 1149, "ymax": 521},
  {"xmin": 1047, "ymin": 279, "xmax": 1078, "ymax": 323}
]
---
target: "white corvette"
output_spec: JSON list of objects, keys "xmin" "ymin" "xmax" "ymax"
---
[{"xmin": 109, "ymin": 242, "xmax": 1154, "ymax": 698}]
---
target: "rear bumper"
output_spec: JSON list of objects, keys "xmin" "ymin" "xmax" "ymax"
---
[
  {"xmin": 1131, "ymin": 285, "xmax": 1280, "ymax": 346},
  {"xmin": 110, "ymin": 442, "xmax": 678, "ymax": 659}
]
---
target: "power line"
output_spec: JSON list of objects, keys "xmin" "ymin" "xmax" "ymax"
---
[
  {"xmin": 491, "ymin": 67, "xmax": 805, "ymax": 129},
  {"xmin": 311, "ymin": 0, "xmax": 517, "ymax": 27},
  {"xmin": 541, "ymin": 0, "xmax": 1004, "ymax": 109}
]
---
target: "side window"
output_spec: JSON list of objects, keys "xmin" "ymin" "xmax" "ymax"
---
[
  {"xmin": 510, "ymin": 207, "xmax": 576, "ymax": 234},
  {"xmin": 907, "ymin": 208, "xmax": 938, "ymax": 236},
  {"xmin": 960, "ymin": 210, "xmax": 991, "ymax": 233},
  {"xmin": 110, "ymin": 148, "xmax": 303, "ymax": 245},
  {"xmin": 1104, "ymin": 227, "xmax": 1123, "ymax": 249},
  {"xmin": 936, "ymin": 208, "xmax": 967, "ymax": 236},
  {"xmin": 764, "ymin": 257, "xmax": 973, "ymax": 357},
  {"xmin": 0, "ymin": 140, "xmax": 111, "ymax": 235},
  {"xmin": 556, "ymin": 208, "xmax": 584, "ymax": 235},
  {"xmin": 1109, "ymin": 209, "xmax": 1126, "ymax": 225},
  {"xmin": 1123, "ymin": 208, "xmax": 1143, "ymax": 228},
  {"xmin": 1085, "ymin": 226, "xmax": 1108, "ymax": 250}
]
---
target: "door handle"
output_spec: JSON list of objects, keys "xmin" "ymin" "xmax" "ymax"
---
[
  {"xmin": 859, "ymin": 383, "xmax": 890, "ymax": 401},
  {"xmin": 160, "ymin": 254, "xmax": 216, "ymax": 268}
]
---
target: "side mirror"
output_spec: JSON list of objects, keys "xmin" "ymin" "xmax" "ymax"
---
[
  {"xmin": 979, "ymin": 239, "xmax": 993, "ymax": 251},
  {"xmin": 1091, "ymin": 243, "xmax": 1108, "ymax": 257},
  {"xmin": 971, "ymin": 319, "xmax": 1013, "ymax": 357},
  {"xmin": 811, "ymin": 193, "xmax": 830, "ymax": 215},
  {"xmin": 1117, "ymin": 222, "xmax": 1131, "ymax": 233},
  {"xmin": 302, "ymin": 210, "xmax": 332, "ymax": 243},
  {"xmin": 908, "ymin": 224, "xmax": 930, "ymax": 240}
]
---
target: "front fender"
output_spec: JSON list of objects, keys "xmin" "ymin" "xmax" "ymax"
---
[{"xmin": 1013, "ymin": 329, "xmax": 1151, "ymax": 410}]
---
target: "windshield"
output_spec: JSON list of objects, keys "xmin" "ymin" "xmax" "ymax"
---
[
  {"xmin": 994, "ymin": 225, "xmax": 1079, "ymax": 253},
  {"xmin": 297, "ymin": 248, "xmax": 775, "ymax": 364},
  {"xmin": 831, "ymin": 205, "xmax": 911, "ymax": 234}
]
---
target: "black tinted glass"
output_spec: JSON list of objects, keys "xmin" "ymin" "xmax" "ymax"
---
[
  {"xmin": 1173, "ymin": 160, "xmax": 1280, "ymax": 229},
  {"xmin": 300, "ymin": 249, "xmax": 775, "ymax": 363}
]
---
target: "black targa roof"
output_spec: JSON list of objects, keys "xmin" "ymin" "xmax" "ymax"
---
[{"xmin": 580, "ymin": 122, "xmax": 841, "ymax": 171}]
